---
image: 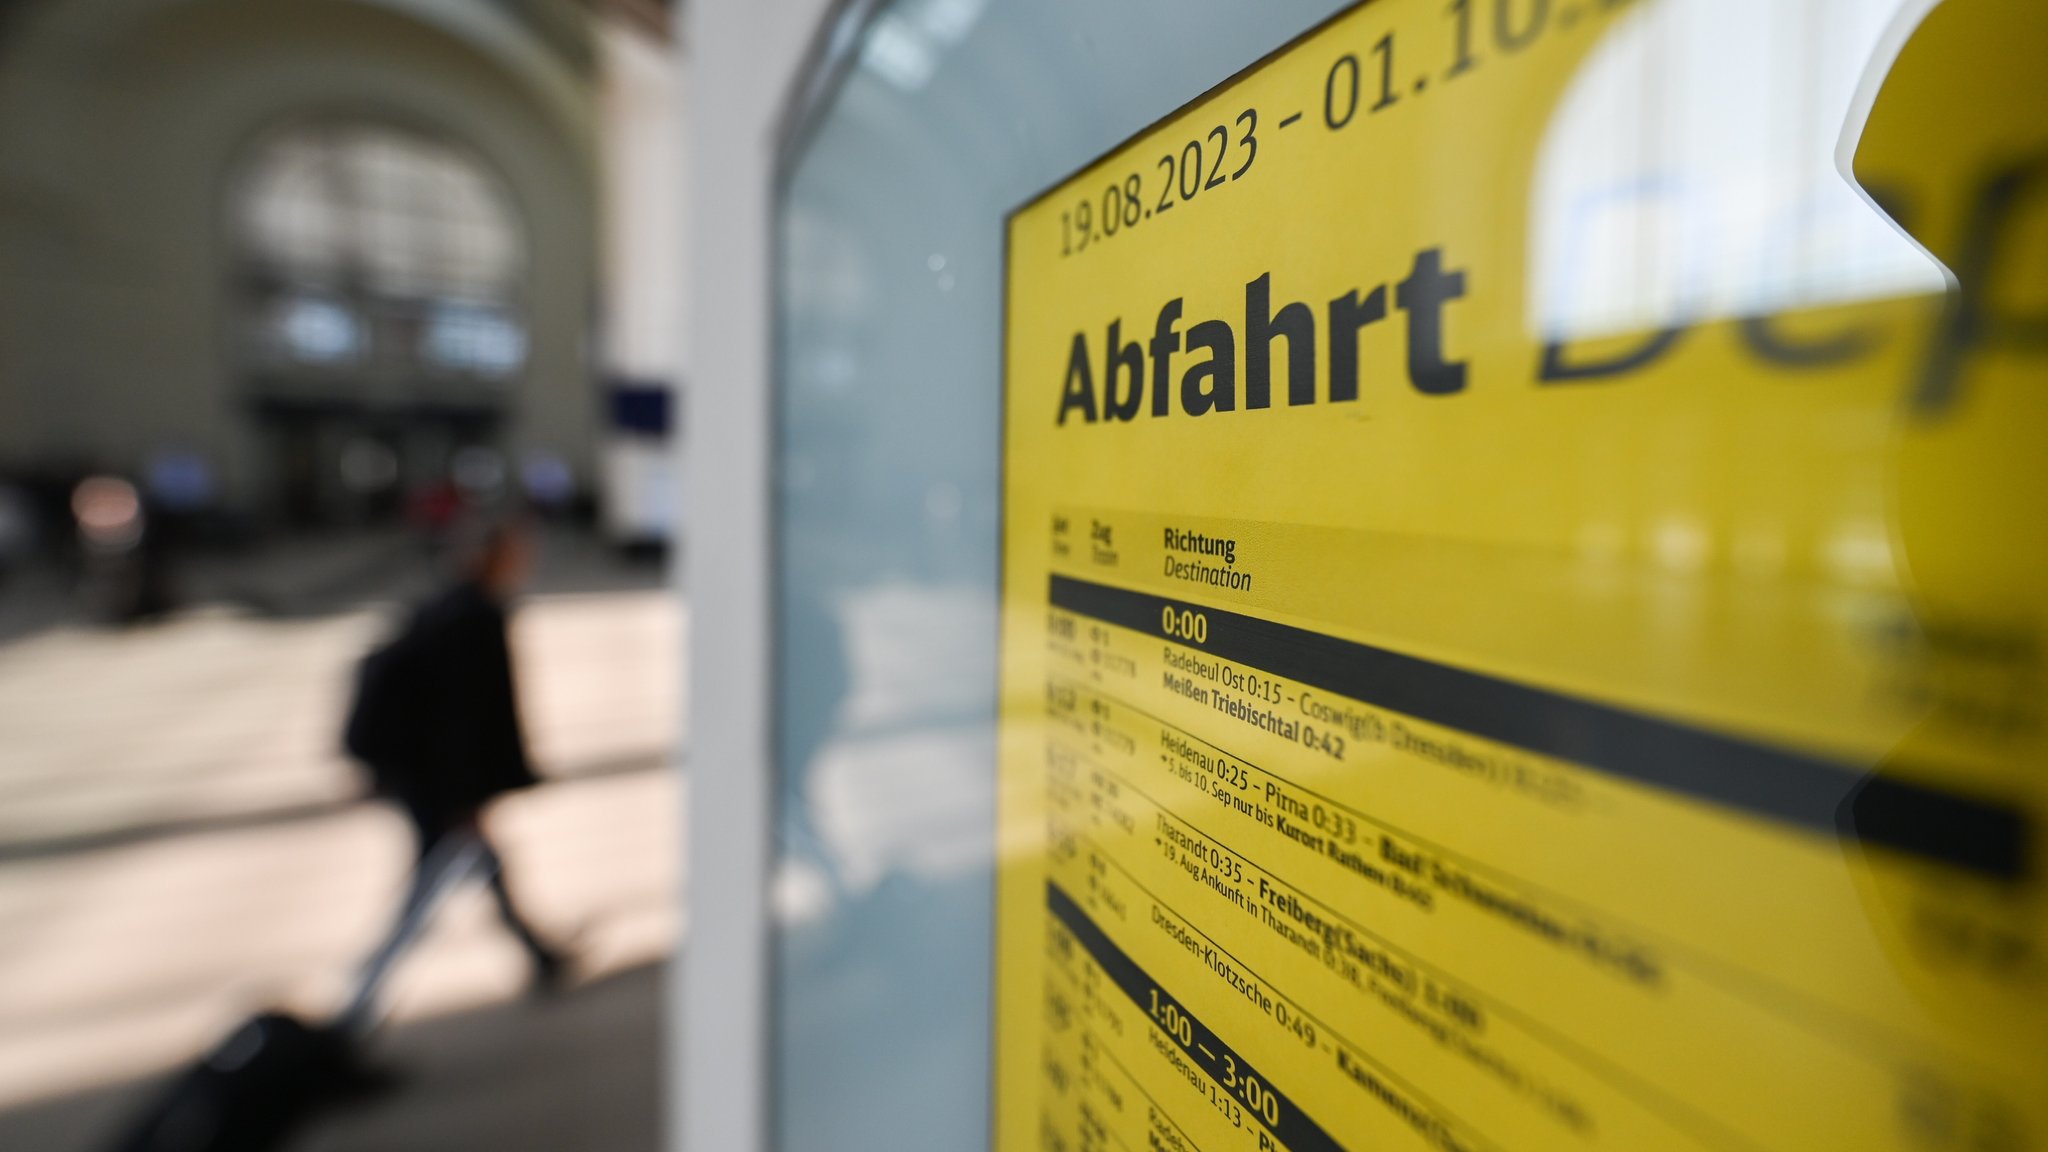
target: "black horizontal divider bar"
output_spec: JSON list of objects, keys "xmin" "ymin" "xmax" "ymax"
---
[
  {"xmin": 1047, "ymin": 882, "xmax": 1356, "ymax": 1152},
  {"xmin": 1048, "ymin": 574, "xmax": 2028, "ymax": 881}
]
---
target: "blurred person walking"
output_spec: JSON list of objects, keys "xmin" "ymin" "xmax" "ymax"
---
[
  {"xmin": 344, "ymin": 512, "xmax": 570, "ymax": 1014},
  {"xmin": 111, "ymin": 515, "xmax": 567, "ymax": 1152}
]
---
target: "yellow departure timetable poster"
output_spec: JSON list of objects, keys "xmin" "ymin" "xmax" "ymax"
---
[{"xmin": 994, "ymin": 2, "xmax": 2048, "ymax": 1151}]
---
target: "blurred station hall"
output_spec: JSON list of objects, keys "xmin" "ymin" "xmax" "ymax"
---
[
  {"xmin": 8, "ymin": 2, "xmax": 2048, "ymax": 1152},
  {"xmin": 0, "ymin": 0, "xmax": 682, "ymax": 1148}
]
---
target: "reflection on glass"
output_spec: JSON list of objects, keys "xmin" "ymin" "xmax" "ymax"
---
[
  {"xmin": 858, "ymin": 0, "xmax": 990, "ymax": 92},
  {"xmin": 1531, "ymin": 0, "xmax": 1946, "ymax": 340},
  {"xmin": 775, "ymin": 2, "xmax": 2048, "ymax": 1151}
]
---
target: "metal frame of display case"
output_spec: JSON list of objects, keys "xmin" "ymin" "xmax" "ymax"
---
[{"xmin": 677, "ymin": 3, "xmax": 873, "ymax": 1151}]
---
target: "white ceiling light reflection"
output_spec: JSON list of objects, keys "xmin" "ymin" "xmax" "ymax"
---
[
  {"xmin": 858, "ymin": 0, "xmax": 988, "ymax": 92},
  {"xmin": 861, "ymin": 15, "xmax": 937, "ymax": 90},
  {"xmin": 1650, "ymin": 517, "xmax": 1711, "ymax": 573},
  {"xmin": 1824, "ymin": 519, "xmax": 1896, "ymax": 586}
]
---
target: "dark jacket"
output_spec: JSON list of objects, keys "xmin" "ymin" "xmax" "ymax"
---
[{"xmin": 378, "ymin": 580, "xmax": 537, "ymax": 831}]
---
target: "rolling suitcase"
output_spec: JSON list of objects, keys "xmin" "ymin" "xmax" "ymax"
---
[{"xmin": 106, "ymin": 834, "xmax": 491, "ymax": 1152}]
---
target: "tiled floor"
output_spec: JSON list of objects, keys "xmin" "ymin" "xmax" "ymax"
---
[
  {"xmin": 0, "ymin": 962, "xmax": 666, "ymax": 1152},
  {"xmin": 0, "ymin": 573, "xmax": 682, "ymax": 1151}
]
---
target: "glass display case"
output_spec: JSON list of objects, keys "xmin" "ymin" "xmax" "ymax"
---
[{"xmin": 770, "ymin": 2, "xmax": 2048, "ymax": 1149}]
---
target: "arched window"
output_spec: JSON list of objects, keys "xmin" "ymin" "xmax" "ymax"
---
[{"xmin": 231, "ymin": 122, "xmax": 528, "ymax": 380}]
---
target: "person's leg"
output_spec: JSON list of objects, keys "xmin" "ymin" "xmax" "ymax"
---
[
  {"xmin": 477, "ymin": 832, "xmax": 568, "ymax": 986},
  {"xmin": 341, "ymin": 820, "xmax": 476, "ymax": 1032}
]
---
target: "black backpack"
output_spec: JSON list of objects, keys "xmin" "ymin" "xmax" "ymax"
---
[{"xmin": 342, "ymin": 631, "xmax": 429, "ymax": 790}]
